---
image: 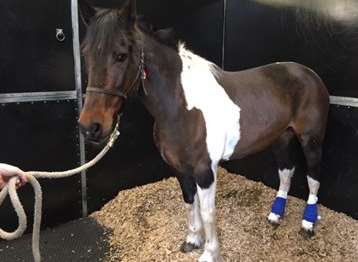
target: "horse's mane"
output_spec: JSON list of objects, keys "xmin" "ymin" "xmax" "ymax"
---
[
  {"xmin": 82, "ymin": 9, "xmax": 178, "ymax": 57},
  {"xmin": 136, "ymin": 17, "xmax": 178, "ymax": 49}
]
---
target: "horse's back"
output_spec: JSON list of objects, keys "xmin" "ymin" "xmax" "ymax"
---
[
  {"xmin": 223, "ymin": 62, "xmax": 325, "ymax": 90},
  {"xmin": 220, "ymin": 61, "xmax": 329, "ymax": 114}
]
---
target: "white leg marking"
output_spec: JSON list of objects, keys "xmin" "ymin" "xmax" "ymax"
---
[
  {"xmin": 307, "ymin": 175, "xmax": 320, "ymax": 197},
  {"xmin": 197, "ymin": 164, "xmax": 220, "ymax": 262},
  {"xmin": 278, "ymin": 167, "xmax": 295, "ymax": 195},
  {"xmin": 185, "ymin": 194, "xmax": 203, "ymax": 247},
  {"xmin": 302, "ymin": 175, "xmax": 320, "ymax": 231},
  {"xmin": 268, "ymin": 167, "xmax": 295, "ymax": 223}
]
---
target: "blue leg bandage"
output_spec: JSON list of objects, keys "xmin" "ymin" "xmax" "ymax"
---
[
  {"xmin": 271, "ymin": 197, "xmax": 287, "ymax": 217},
  {"xmin": 303, "ymin": 204, "xmax": 318, "ymax": 223}
]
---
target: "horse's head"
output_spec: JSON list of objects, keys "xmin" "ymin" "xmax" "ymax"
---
[{"xmin": 78, "ymin": 0, "xmax": 141, "ymax": 144}]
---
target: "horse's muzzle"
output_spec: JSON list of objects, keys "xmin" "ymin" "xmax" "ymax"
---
[{"xmin": 79, "ymin": 122, "xmax": 106, "ymax": 144}]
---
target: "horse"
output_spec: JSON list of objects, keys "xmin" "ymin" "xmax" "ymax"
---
[{"xmin": 78, "ymin": 1, "xmax": 329, "ymax": 261}]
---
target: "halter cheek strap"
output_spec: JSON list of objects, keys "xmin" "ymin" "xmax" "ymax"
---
[{"xmin": 86, "ymin": 48, "xmax": 147, "ymax": 99}]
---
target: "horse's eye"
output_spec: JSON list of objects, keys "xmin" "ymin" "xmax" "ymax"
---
[{"xmin": 113, "ymin": 53, "xmax": 127, "ymax": 63}]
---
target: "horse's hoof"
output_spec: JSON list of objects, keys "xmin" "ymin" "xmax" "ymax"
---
[
  {"xmin": 299, "ymin": 227, "xmax": 315, "ymax": 239},
  {"xmin": 301, "ymin": 203, "xmax": 318, "ymax": 239},
  {"xmin": 267, "ymin": 212, "xmax": 281, "ymax": 229},
  {"xmin": 180, "ymin": 241, "xmax": 200, "ymax": 253},
  {"xmin": 300, "ymin": 219, "xmax": 315, "ymax": 238},
  {"xmin": 198, "ymin": 250, "xmax": 220, "ymax": 262},
  {"xmin": 268, "ymin": 219, "xmax": 280, "ymax": 229},
  {"xmin": 299, "ymin": 221, "xmax": 315, "ymax": 239}
]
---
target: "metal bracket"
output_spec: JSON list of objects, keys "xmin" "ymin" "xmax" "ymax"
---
[{"xmin": 56, "ymin": 28, "xmax": 66, "ymax": 42}]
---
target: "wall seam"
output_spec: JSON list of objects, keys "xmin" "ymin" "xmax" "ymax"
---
[{"xmin": 71, "ymin": 0, "xmax": 88, "ymax": 217}]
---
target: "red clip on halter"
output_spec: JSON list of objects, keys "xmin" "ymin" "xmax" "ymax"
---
[{"xmin": 86, "ymin": 49, "xmax": 147, "ymax": 99}]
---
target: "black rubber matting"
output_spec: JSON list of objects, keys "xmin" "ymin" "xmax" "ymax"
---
[{"xmin": 0, "ymin": 218, "xmax": 112, "ymax": 262}]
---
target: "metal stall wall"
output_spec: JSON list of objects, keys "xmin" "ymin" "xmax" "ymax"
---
[
  {"xmin": 0, "ymin": 0, "xmax": 82, "ymax": 229},
  {"xmin": 222, "ymin": 0, "xmax": 358, "ymax": 219}
]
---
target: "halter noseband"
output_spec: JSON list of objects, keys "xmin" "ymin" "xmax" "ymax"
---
[
  {"xmin": 85, "ymin": 87, "xmax": 128, "ymax": 99},
  {"xmin": 86, "ymin": 49, "xmax": 146, "ymax": 99}
]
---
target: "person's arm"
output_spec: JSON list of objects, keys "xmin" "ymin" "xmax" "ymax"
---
[{"xmin": 0, "ymin": 163, "xmax": 28, "ymax": 189}]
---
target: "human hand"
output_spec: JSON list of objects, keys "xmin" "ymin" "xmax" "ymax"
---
[{"xmin": 0, "ymin": 163, "xmax": 28, "ymax": 190}]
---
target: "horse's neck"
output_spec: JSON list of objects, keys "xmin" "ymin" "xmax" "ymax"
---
[{"xmin": 140, "ymin": 36, "xmax": 185, "ymax": 125}]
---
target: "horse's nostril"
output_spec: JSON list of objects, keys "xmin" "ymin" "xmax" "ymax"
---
[
  {"xmin": 79, "ymin": 122, "xmax": 103, "ymax": 141},
  {"xmin": 90, "ymin": 123, "xmax": 102, "ymax": 138},
  {"xmin": 91, "ymin": 123, "xmax": 101, "ymax": 132}
]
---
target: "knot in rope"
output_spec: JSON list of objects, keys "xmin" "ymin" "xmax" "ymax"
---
[{"xmin": 0, "ymin": 124, "xmax": 120, "ymax": 262}]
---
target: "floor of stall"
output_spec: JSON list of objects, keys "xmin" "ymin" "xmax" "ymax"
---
[
  {"xmin": 1, "ymin": 168, "xmax": 358, "ymax": 262},
  {"xmin": 0, "ymin": 218, "xmax": 110, "ymax": 262}
]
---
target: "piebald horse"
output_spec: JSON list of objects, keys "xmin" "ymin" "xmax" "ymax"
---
[{"xmin": 78, "ymin": 1, "xmax": 329, "ymax": 261}]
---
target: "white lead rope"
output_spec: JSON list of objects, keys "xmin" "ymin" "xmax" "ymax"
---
[{"xmin": 0, "ymin": 124, "xmax": 120, "ymax": 262}]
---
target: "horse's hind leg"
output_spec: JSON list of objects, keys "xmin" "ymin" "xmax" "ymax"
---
[
  {"xmin": 268, "ymin": 129, "xmax": 296, "ymax": 226},
  {"xmin": 297, "ymin": 132, "xmax": 323, "ymax": 236},
  {"xmin": 293, "ymin": 110, "xmax": 327, "ymax": 235},
  {"xmin": 176, "ymin": 174, "xmax": 204, "ymax": 253},
  {"xmin": 292, "ymin": 71, "xmax": 329, "ymax": 236}
]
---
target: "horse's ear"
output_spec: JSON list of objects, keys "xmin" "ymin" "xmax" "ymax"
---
[
  {"xmin": 79, "ymin": 0, "xmax": 97, "ymax": 27},
  {"xmin": 121, "ymin": 0, "xmax": 137, "ymax": 27},
  {"xmin": 155, "ymin": 28, "xmax": 178, "ymax": 48}
]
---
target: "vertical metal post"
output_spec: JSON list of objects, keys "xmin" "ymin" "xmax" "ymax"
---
[
  {"xmin": 221, "ymin": 0, "xmax": 227, "ymax": 70},
  {"xmin": 71, "ymin": 0, "xmax": 88, "ymax": 217}
]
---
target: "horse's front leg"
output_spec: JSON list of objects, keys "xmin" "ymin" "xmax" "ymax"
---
[
  {"xmin": 177, "ymin": 175, "xmax": 204, "ymax": 252},
  {"xmin": 196, "ymin": 163, "xmax": 220, "ymax": 262}
]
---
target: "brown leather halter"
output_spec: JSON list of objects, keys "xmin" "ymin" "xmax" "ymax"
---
[{"xmin": 86, "ymin": 49, "xmax": 146, "ymax": 99}]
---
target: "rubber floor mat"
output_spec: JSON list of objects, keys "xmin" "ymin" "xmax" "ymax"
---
[{"xmin": 0, "ymin": 218, "xmax": 112, "ymax": 262}]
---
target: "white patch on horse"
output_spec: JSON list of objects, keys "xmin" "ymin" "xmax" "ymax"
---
[
  {"xmin": 185, "ymin": 194, "xmax": 203, "ymax": 247},
  {"xmin": 277, "ymin": 167, "xmax": 295, "ymax": 198},
  {"xmin": 178, "ymin": 44, "xmax": 241, "ymax": 162},
  {"xmin": 307, "ymin": 175, "xmax": 320, "ymax": 200},
  {"xmin": 197, "ymin": 162, "xmax": 220, "ymax": 262}
]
